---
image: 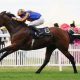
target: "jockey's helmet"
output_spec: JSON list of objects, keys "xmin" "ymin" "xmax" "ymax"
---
[{"xmin": 17, "ymin": 9, "xmax": 25, "ymax": 16}]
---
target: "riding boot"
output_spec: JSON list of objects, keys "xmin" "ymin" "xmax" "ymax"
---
[{"xmin": 29, "ymin": 26, "xmax": 40, "ymax": 37}]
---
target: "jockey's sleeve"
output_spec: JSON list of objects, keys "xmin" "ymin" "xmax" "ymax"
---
[{"xmin": 17, "ymin": 13, "xmax": 29, "ymax": 22}]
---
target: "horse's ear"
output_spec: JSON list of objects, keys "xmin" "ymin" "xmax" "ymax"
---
[
  {"xmin": 3, "ymin": 11, "xmax": 6, "ymax": 13},
  {"xmin": 1, "ymin": 11, "xmax": 6, "ymax": 15}
]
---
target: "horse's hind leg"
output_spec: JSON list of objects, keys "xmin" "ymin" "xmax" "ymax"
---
[
  {"xmin": 59, "ymin": 49, "xmax": 77, "ymax": 73},
  {"xmin": 36, "ymin": 46, "xmax": 56, "ymax": 73}
]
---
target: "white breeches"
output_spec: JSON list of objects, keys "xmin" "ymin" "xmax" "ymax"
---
[{"xmin": 28, "ymin": 17, "xmax": 44, "ymax": 26}]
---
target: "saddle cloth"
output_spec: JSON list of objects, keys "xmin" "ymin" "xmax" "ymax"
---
[{"xmin": 31, "ymin": 27, "xmax": 51, "ymax": 38}]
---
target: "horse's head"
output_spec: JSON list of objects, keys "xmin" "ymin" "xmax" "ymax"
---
[
  {"xmin": 1, "ymin": 11, "xmax": 15, "ymax": 18},
  {"xmin": 0, "ymin": 11, "xmax": 16, "ymax": 27},
  {"xmin": 0, "ymin": 11, "xmax": 26, "ymax": 26},
  {"xmin": 0, "ymin": 11, "xmax": 6, "ymax": 27},
  {"xmin": 0, "ymin": 11, "xmax": 28, "ymax": 34}
]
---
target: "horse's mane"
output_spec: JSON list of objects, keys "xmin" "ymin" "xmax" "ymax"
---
[
  {"xmin": 1, "ymin": 11, "xmax": 15, "ymax": 18},
  {"xmin": 6, "ymin": 12, "xmax": 16, "ymax": 18},
  {"xmin": 1, "ymin": 11, "xmax": 27, "ymax": 27}
]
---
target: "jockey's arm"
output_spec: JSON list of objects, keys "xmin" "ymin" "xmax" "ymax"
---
[{"xmin": 12, "ymin": 13, "xmax": 29, "ymax": 22}]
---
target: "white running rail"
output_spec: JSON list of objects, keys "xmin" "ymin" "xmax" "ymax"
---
[{"xmin": 0, "ymin": 34, "xmax": 80, "ymax": 71}]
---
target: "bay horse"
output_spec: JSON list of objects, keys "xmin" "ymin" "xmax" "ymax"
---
[{"xmin": 0, "ymin": 11, "xmax": 77, "ymax": 73}]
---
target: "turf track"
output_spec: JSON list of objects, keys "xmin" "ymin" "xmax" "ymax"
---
[{"xmin": 0, "ymin": 66, "xmax": 79, "ymax": 80}]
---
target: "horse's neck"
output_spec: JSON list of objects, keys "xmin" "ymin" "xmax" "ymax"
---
[
  {"xmin": 4, "ymin": 18, "xmax": 29, "ymax": 36},
  {"xmin": 5, "ymin": 23, "xmax": 26, "ymax": 36}
]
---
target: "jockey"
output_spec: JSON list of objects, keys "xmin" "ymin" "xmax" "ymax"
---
[{"xmin": 12, "ymin": 9, "xmax": 44, "ymax": 37}]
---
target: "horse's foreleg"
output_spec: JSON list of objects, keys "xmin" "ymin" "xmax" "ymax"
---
[
  {"xmin": 0, "ymin": 50, "xmax": 15, "ymax": 61},
  {"xmin": 60, "ymin": 49, "xmax": 77, "ymax": 73},
  {"xmin": 36, "ymin": 47, "xmax": 55, "ymax": 73},
  {"xmin": 0, "ymin": 43, "xmax": 19, "ymax": 53},
  {"xmin": 0, "ymin": 43, "xmax": 20, "ymax": 61},
  {"xmin": 0, "ymin": 45, "xmax": 13, "ymax": 53},
  {"xmin": 0, "ymin": 47, "xmax": 8, "ymax": 53}
]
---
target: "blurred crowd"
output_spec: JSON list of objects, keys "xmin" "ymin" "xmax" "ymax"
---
[{"xmin": 54, "ymin": 21, "xmax": 80, "ymax": 34}]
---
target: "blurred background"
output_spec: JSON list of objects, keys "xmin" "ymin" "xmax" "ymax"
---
[
  {"xmin": 0, "ymin": 0, "xmax": 80, "ymax": 26},
  {"xmin": 0, "ymin": 0, "xmax": 80, "ymax": 75}
]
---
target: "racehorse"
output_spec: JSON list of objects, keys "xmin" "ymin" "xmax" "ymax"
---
[{"xmin": 0, "ymin": 11, "xmax": 77, "ymax": 73}]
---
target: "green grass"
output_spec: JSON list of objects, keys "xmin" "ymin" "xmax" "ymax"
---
[{"xmin": 0, "ymin": 66, "xmax": 79, "ymax": 80}]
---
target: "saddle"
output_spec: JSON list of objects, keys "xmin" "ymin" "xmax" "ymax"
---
[{"xmin": 31, "ymin": 27, "xmax": 51, "ymax": 39}]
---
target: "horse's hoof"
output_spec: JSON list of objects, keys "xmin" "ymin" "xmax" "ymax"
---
[
  {"xmin": 35, "ymin": 71, "xmax": 40, "ymax": 74},
  {"xmin": 74, "ymin": 71, "xmax": 78, "ymax": 74}
]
